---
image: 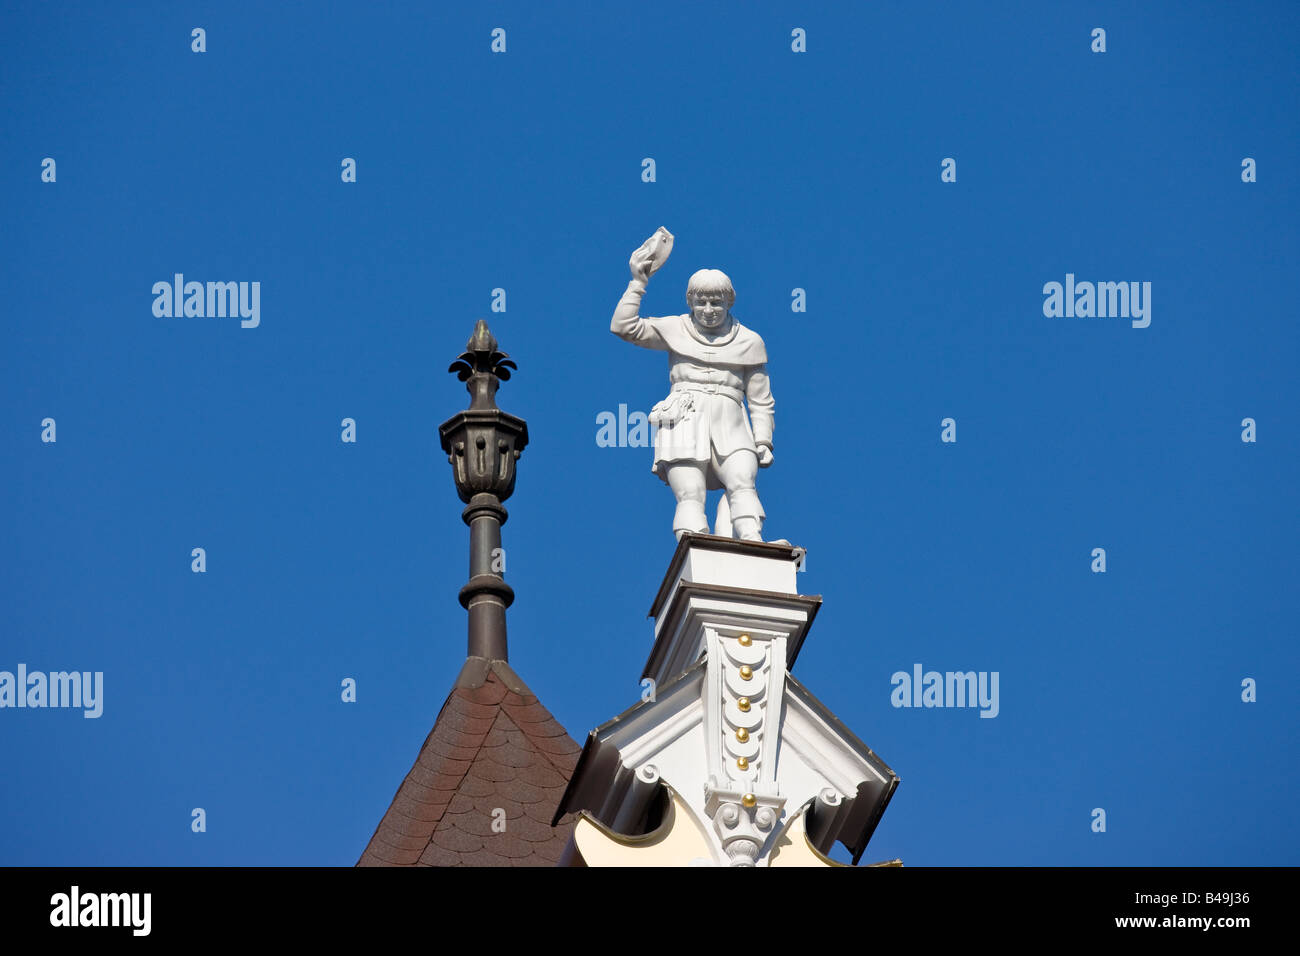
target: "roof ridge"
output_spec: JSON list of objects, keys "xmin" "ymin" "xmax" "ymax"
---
[{"xmin": 498, "ymin": 689, "xmax": 583, "ymax": 779}]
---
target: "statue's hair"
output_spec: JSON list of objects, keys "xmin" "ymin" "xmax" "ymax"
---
[{"xmin": 686, "ymin": 269, "xmax": 735, "ymax": 308}]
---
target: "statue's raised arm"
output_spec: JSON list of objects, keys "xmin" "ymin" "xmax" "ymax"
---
[{"xmin": 612, "ymin": 227, "xmax": 675, "ymax": 349}]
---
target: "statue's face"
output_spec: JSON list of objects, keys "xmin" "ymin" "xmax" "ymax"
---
[{"xmin": 690, "ymin": 291, "xmax": 729, "ymax": 332}]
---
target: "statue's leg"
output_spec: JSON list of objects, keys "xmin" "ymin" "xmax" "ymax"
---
[
  {"xmin": 665, "ymin": 463, "xmax": 709, "ymax": 539},
  {"xmin": 717, "ymin": 450, "xmax": 764, "ymax": 542}
]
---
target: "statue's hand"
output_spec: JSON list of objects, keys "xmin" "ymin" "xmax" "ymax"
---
[
  {"xmin": 757, "ymin": 445, "xmax": 774, "ymax": 467},
  {"xmin": 629, "ymin": 247, "xmax": 654, "ymax": 283}
]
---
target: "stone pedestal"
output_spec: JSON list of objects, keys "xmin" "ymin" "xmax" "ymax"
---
[{"xmin": 643, "ymin": 534, "xmax": 819, "ymax": 687}]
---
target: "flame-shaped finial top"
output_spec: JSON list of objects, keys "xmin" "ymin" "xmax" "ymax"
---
[{"xmin": 448, "ymin": 319, "xmax": 517, "ymax": 409}]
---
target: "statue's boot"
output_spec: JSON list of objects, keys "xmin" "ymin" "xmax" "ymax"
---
[
  {"xmin": 727, "ymin": 489, "xmax": 765, "ymax": 542},
  {"xmin": 673, "ymin": 499, "xmax": 709, "ymax": 540}
]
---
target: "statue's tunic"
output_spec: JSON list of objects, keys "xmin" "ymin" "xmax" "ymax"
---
[{"xmin": 611, "ymin": 279, "xmax": 774, "ymax": 490}]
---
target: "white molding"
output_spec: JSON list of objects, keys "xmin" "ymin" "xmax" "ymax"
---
[{"xmin": 571, "ymin": 539, "xmax": 894, "ymax": 866}]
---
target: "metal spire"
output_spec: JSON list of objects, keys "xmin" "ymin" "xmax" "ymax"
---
[{"xmin": 438, "ymin": 320, "xmax": 529, "ymax": 661}]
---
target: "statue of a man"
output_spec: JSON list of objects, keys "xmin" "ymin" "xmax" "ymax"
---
[{"xmin": 611, "ymin": 231, "xmax": 775, "ymax": 541}]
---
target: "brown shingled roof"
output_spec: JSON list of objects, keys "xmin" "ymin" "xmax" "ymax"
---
[{"xmin": 358, "ymin": 657, "xmax": 581, "ymax": 867}]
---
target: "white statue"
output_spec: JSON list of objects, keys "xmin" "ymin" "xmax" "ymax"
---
[{"xmin": 611, "ymin": 228, "xmax": 775, "ymax": 541}]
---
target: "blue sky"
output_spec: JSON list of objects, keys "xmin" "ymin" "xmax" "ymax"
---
[{"xmin": 1, "ymin": 0, "xmax": 1296, "ymax": 866}]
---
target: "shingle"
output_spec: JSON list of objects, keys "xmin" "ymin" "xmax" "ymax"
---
[
  {"xmin": 463, "ymin": 680, "xmax": 509, "ymax": 707},
  {"xmin": 444, "ymin": 791, "xmax": 479, "ymax": 815},
  {"xmin": 521, "ymin": 800, "xmax": 562, "ymax": 825},
  {"xmin": 402, "ymin": 763, "xmax": 456, "ymax": 793},
  {"xmin": 451, "ymin": 696, "xmax": 505, "ymax": 720},
  {"xmin": 489, "ymin": 778, "xmax": 550, "ymax": 805},
  {"xmin": 417, "ymin": 754, "xmax": 474, "ymax": 777},
  {"xmin": 359, "ymin": 841, "xmax": 425, "ymax": 866},
  {"xmin": 501, "ymin": 701, "xmax": 557, "ymax": 726},
  {"xmin": 482, "ymin": 740, "xmax": 536, "ymax": 769},
  {"xmin": 373, "ymin": 819, "xmax": 433, "ymax": 851},
  {"xmin": 417, "ymin": 844, "xmax": 464, "ymax": 867},
  {"xmin": 480, "ymin": 833, "xmax": 537, "ymax": 859},
  {"xmin": 465, "ymin": 757, "xmax": 520, "ymax": 783},
  {"xmin": 425, "ymin": 736, "xmax": 481, "ymax": 762},
  {"xmin": 441, "ymin": 806, "xmax": 504, "ymax": 838},
  {"xmin": 431, "ymin": 826, "xmax": 484, "ymax": 854},
  {"xmin": 415, "ymin": 767, "xmax": 471, "ymax": 792},
  {"xmin": 454, "ymin": 774, "xmax": 501, "ymax": 799},
  {"xmin": 517, "ymin": 763, "xmax": 566, "ymax": 789},
  {"xmin": 388, "ymin": 792, "xmax": 451, "ymax": 824},
  {"xmin": 455, "ymin": 847, "xmax": 517, "ymax": 867},
  {"xmin": 481, "ymin": 725, "xmax": 528, "ymax": 748},
  {"xmin": 435, "ymin": 708, "xmax": 496, "ymax": 738},
  {"xmin": 431, "ymin": 725, "xmax": 489, "ymax": 751},
  {"xmin": 396, "ymin": 779, "xmax": 454, "ymax": 809},
  {"xmin": 532, "ymin": 733, "xmax": 582, "ymax": 757}
]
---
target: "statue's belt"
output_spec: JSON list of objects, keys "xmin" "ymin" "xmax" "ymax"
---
[
  {"xmin": 649, "ymin": 382, "xmax": 743, "ymax": 427},
  {"xmin": 668, "ymin": 382, "xmax": 744, "ymax": 402}
]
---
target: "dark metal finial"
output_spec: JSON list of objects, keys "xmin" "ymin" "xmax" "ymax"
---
[
  {"xmin": 448, "ymin": 319, "xmax": 517, "ymax": 409},
  {"xmin": 437, "ymin": 321, "xmax": 530, "ymax": 662}
]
